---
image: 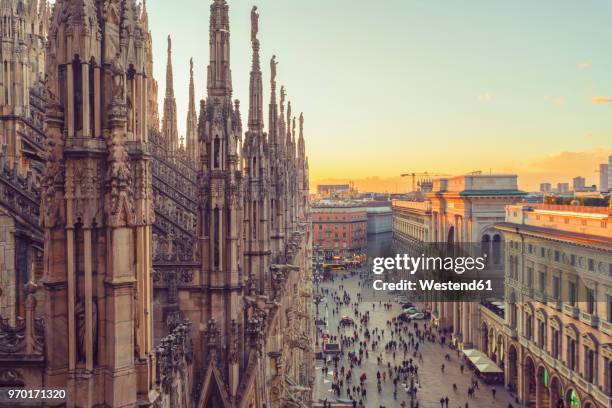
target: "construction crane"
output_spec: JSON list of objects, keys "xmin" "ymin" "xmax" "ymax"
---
[{"xmin": 400, "ymin": 172, "xmax": 451, "ymax": 192}]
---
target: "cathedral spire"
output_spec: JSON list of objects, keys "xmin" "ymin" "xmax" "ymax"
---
[
  {"xmin": 268, "ymin": 55, "xmax": 278, "ymax": 144},
  {"xmin": 207, "ymin": 0, "xmax": 232, "ymax": 98},
  {"xmin": 141, "ymin": 0, "xmax": 148, "ymax": 29},
  {"xmin": 186, "ymin": 57, "xmax": 197, "ymax": 161},
  {"xmin": 248, "ymin": 6, "xmax": 263, "ymax": 132},
  {"xmin": 165, "ymin": 36, "xmax": 174, "ymax": 98},
  {"xmin": 162, "ymin": 35, "xmax": 178, "ymax": 151},
  {"xmin": 286, "ymin": 100, "xmax": 292, "ymax": 147},
  {"xmin": 278, "ymin": 86, "xmax": 286, "ymax": 151},
  {"xmin": 298, "ymin": 112, "xmax": 305, "ymax": 158}
]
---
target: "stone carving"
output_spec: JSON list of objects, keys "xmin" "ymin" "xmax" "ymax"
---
[
  {"xmin": 105, "ymin": 129, "xmax": 135, "ymax": 227},
  {"xmin": 110, "ymin": 53, "xmax": 125, "ymax": 102},
  {"xmin": 0, "ymin": 369, "xmax": 25, "ymax": 387},
  {"xmin": 270, "ymin": 55, "xmax": 277, "ymax": 83},
  {"xmin": 40, "ymin": 125, "xmax": 65, "ymax": 228},
  {"xmin": 228, "ymin": 319, "xmax": 240, "ymax": 364},
  {"xmin": 155, "ymin": 320, "xmax": 193, "ymax": 400},
  {"xmin": 75, "ymin": 297, "xmax": 98, "ymax": 363}
]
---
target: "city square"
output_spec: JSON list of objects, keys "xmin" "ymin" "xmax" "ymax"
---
[{"xmin": 313, "ymin": 267, "xmax": 517, "ymax": 408}]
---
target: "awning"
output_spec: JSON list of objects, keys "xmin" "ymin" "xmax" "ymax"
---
[
  {"xmin": 462, "ymin": 349, "xmax": 481, "ymax": 358},
  {"xmin": 463, "ymin": 349, "xmax": 503, "ymax": 373},
  {"xmin": 475, "ymin": 362, "xmax": 503, "ymax": 373}
]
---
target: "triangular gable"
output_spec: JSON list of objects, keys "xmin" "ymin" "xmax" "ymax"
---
[
  {"xmin": 237, "ymin": 351, "xmax": 260, "ymax": 408},
  {"xmin": 198, "ymin": 359, "xmax": 232, "ymax": 408}
]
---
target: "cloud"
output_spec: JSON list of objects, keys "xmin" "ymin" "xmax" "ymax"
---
[
  {"xmin": 491, "ymin": 149, "xmax": 611, "ymax": 191},
  {"xmin": 591, "ymin": 95, "xmax": 612, "ymax": 104},
  {"xmin": 478, "ymin": 92, "xmax": 493, "ymax": 103},
  {"xmin": 579, "ymin": 59, "xmax": 592, "ymax": 69}
]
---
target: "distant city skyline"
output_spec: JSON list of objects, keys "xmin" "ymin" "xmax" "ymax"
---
[{"xmin": 148, "ymin": 0, "xmax": 612, "ymax": 192}]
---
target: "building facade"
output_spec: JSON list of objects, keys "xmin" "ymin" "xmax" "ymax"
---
[
  {"xmin": 496, "ymin": 203, "xmax": 612, "ymax": 408},
  {"xmin": 392, "ymin": 175, "xmax": 526, "ymax": 348},
  {"xmin": 364, "ymin": 205, "xmax": 392, "ymax": 234},
  {"xmin": 391, "ymin": 200, "xmax": 432, "ymax": 244},
  {"xmin": 573, "ymin": 177, "xmax": 586, "ymax": 192},
  {"xmin": 0, "ymin": 1, "xmax": 314, "ymax": 407},
  {"xmin": 312, "ymin": 205, "xmax": 367, "ymax": 257}
]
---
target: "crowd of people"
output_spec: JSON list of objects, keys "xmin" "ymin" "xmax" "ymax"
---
[{"xmin": 318, "ymin": 271, "xmax": 514, "ymax": 408}]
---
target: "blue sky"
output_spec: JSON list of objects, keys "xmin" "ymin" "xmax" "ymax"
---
[{"xmin": 148, "ymin": 0, "xmax": 612, "ymax": 191}]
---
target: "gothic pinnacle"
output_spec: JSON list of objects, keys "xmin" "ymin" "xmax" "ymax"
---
[
  {"xmin": 186, "ymin": 57, "xmax": 197, "ymax": 161},
  {"xmin": 165, "ymin": 35, "xmax": 173, "ymax": 98},
  {"xmin": 162, "ymin": 34, "xmax": 178, "ymax": 150}
]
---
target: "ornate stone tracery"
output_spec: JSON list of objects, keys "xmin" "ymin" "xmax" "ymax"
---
[{"xmin": 0, "ymin": 1, "xmax": 312, "ymax": 407}]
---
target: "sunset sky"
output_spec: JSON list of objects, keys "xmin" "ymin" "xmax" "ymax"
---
[{"xmin": 148, "ymin": 0, "xmax": 612, "ymax": 192}]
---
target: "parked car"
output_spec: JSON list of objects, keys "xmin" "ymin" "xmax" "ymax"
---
[
  {"xmin": 409, "ymin": 312, "xmax": 425, "ymax": 320},
  {"xmin": 340, "ymin": 316, "xmax": 354, "ymax": 326},
  {"xmin": 323, "ymin": 343, "xmax": 342, "ymax": 354},
  {"xmin": 403, "ymin": 306, "xmax": 418, "ymax": 314},
  {"xmin": 401, "ymin": 302, "xmax": 414, "ymax": 309},
  {"xmin": 397, "ymin": 312, "xmax": 410, "ymax": 322}
]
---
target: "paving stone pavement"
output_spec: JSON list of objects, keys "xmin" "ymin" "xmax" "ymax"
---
[{"xmin": 314, "ymin": 270, "xmax": 521, "ymax": 408}]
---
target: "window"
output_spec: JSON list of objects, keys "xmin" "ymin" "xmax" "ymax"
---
[
  {"xmin": 540, "ymin": 247, "xmax": 546, "ymax": 258},
  {"xmin": 588, "ymin": 258, "xmax": 595, "ymax": 272},
  {"xmin": 586, "ymin": 348, "xmax": 595, "ymax": 383},
  {"xmin": 553, "ymin": 276, "xmax": 560, "ymax": 300},
  {"xmin": 567, "ymin": 338, "xmax": 576, "ymax": 370},
  {"xmin": 570, "ymin": 254, "xmax": 576, "ymax": 266},
  {"xmin": 539, "ymin": 271, "xmax": 546, "ymax": 293},
  {"xmin": 538, "ymin": 320, "xmax": 545, "ymax": 348},
  {"xmin": 568, "ymin": 282, "xmax": 576, "ymax": 306},
  {"xmin": 551, "ymin": 329, "xmax": 560, "ymax": 358},
  {"xmin": 608, "ymin": 295, "xmax": 612, "ymax": 324},
  {"xmin": 527, "ymin": 267, "xmax": 533, "ymax": 287},
  {"xmin": 554, "ymin": 250, "xmax": 560, "ymax": 262},
  {"xmin": 528, "ymin": 244, "xmax": 533, "ymax": 254},
  {"xmin": 525, "ymin": 314, "xmax": 533, "ymax": 340},
  {"xmin": 587, "ymin": 288, "xmax": 595, "ymax": 315}
]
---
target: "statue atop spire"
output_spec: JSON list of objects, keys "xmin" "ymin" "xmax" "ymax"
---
[
  {"xmin": 251, "ymin": 6, "xmax": 259, "ymax": 43},
  {"xmin": 248, "ymin": 5, "xmax": 263, "ymax": 132},
  {"xmin": 270, "ymin": 55, "xmax": 277, "ymax": 85}
]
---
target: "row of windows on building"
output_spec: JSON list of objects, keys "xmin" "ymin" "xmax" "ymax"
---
[
  {"xmin": 508, "ymin": 256, "xmax": 612, "ymax": 323},
  {"xmin": 525, "ymin": 212, "xmax": 609, "ymax": 229},
  {"xmin": 522, "ymin": 311, "xmax": 610, "ymax": 392},
  {"xmin": 508, "ymin": 239, "xmax": 612, "ymax": 277}
]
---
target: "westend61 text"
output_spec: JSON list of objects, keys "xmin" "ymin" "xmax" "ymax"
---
[{"xmin": 372, "ymin": 279, "xmax": 493, "ymax": 292}]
